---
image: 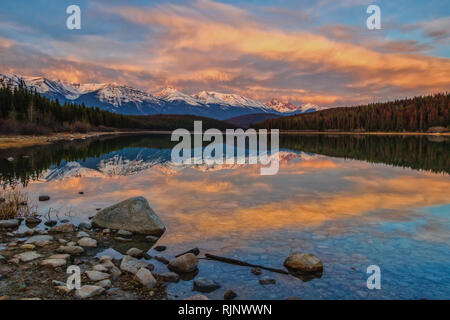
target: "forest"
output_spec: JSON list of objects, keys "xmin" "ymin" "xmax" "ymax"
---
[
  {"xmin": 253, "ymin": 93, "xmax": 450, "ymax": 132},
  {"xmin": 0, "ymin": 84, "xmax": 234, "ymax": 134}
]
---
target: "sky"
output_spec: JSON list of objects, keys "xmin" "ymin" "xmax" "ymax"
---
[{"xmin": 0, "ymin": 0, "xmax": 449, "ymax": 107}]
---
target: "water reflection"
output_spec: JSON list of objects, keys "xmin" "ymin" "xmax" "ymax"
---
[{"xmin": 1, "ymin": 133, "xmax": 449, "ymax": 299}]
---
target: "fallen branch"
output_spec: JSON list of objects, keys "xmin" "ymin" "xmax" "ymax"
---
[{"xmin": 204, "ymin": 253, "xmax": 289, "ymax": 275}]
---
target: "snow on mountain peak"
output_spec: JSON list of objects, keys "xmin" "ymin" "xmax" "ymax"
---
[
  {"xmin": 192, "ymin": 91, "xmax": 269, "ymax": 109},
  {"xmin": 265, "ymin": 98, "xmax": 324, "ymax": 113},
  {"xmin": 155, "ymin": 87, "xmax": 201, "ymax": 106}
]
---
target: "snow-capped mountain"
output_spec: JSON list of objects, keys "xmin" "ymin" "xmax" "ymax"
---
[
  {"xmin": 0, "ymin": 73, "xmax": 328, "ymax": 120},
  {"xmin": 265, "ymin": 98, "xmax": 327, "ymax": 114}
]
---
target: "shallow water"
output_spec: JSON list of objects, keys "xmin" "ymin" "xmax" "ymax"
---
[{"xmin": 1, "ymin": 134, "xmax": 449, "ymax": 299}]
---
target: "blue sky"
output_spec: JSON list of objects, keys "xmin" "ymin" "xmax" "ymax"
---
[{"xmin": 0, "ymin": 0, "xmax": 449, "ymax": 106}]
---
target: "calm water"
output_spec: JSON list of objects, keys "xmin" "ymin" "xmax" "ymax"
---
[{"xmin": 1, "ymin": 134, "xmax": 449, "ymax": 299}]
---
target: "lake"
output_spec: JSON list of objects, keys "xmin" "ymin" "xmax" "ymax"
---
[{"xmin": 1, "ymin": 133, "xmax": 449, "ymax": 299}]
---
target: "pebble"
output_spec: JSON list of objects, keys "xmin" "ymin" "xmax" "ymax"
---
[
  {"xmin": 25, "ymin": 235, "xmax": 53, "ymax": 247},
  {"xmin": 38, "ymin": 195, "xmax": 50, "ymax": 201},
  {"xmin": 86, "ymin": 271, "xmax": 110, "ymax": 281},
  {"xmin": 0, "ymin": 219, "xmax": 20, "ymax": 228},
  {"xmin": 57, "ymin": 246, "xmax": 84, "ymax": 255},
  {"xmin": 41, "ymin": 259, "xmax": 67, "ymax": 268},
  {"xmin": 117, "ymin": 230, "xmax": 133, "ymax": 237},
  {"xmin": 51, "ymin": 223, "xmax": 75, "ymax": 233},
  {"xmin": 135, "ymin": 267, "xmax": 156, "ymax": 288},
  {"xmin": 78, "ymin": 237, "xmax": 97, "ymax": 248},
  {"xmin": 168, "ymin": 253, "xmax": 198, "ymax": 273},
  {"xmin": 49, "ymin": 254, "xmax": 70, "ymax": 260},
  {"xmin": 56, "ymin": 286, "xmax": 72, "ymax": 294},
  {"xmin": 126, "ymin": 248, "xmax": 144, "ymax": 258},
  {"xmin": 78, "ymin": 222, "xmax": 91, "ymax": 230},
  {"xmin": 76, "ymin": 231, "xmax": 90, "ymax": 238},
  {"xmin": 44, "ymin": 220, "xmax": 57, "ymax": 227},
  {"xmin": 97, "ymin": 279, "xmax": 112, "ymax": 288},
  {"xmin": 20, "ymin": 244, "xmax": 36, "ymax": 250},
  {"xmin": 75, "ymin": 285, "xmax": 105, "ymax": 299},
  {"xmin": 93, "ymin": 264, "xmax": 109, "ymax": 272},
  {"xmin": 114, "ymin": 237, "xmax": 132, "ymax": 242},
  {"xmin": 185, "ymin": 294, "xmax": 209, "ymax": 300},
  {"xmin": 120, "ymin": 255, "xmax": 149, "ymax": 275},
  {"xmin": 14, "ymin": 251, "xmax": 42, "ymax": 263}
]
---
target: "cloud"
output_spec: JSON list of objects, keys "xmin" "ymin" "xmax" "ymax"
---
[{"xmin": 1, "ymin": 0, "xmax": 449, "ymax": 106}]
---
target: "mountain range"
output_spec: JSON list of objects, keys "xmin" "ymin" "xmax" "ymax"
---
[{"xmin": 0, "ymin": 73, "xmax": 330, "ymax": 120}]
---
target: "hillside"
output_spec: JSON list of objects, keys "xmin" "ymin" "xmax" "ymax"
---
[
  {"xmin": 0, "ymin": 84, "xmax": 235, "ymax": 134},
  {"xmin": 225, "ymin": 113, "xmax": 281, "ymax": 128},
  {"xmin": 253, "ymin": 94, "xmax": 450, "ymax": 132}
]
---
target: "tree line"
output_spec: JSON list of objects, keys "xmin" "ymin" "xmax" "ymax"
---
[
  {"xmin": 0, "ymin": 82, "xmax": 234, "ymax": 134},
  {"xmin": 253, "ymin": 93, "xmax": 450, "ymax": 132}
]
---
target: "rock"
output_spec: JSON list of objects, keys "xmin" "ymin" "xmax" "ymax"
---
[
  {"xmin": 194, "ymin": 277, "xmax": 221, "ymax": 293},
  {"xmin": 41, "ymin": 259, "xmax": 67, "ymax": 268},
  {"xmin": 52, "ymin": 280, "xmax": 66, "ymax": 286},
  {"xmin": 85, "ymin": 271, "xmax": 110, "ymax": 281},
  {"xmin": 38, "ymin": 195, "xmax": 50, "ymax": 201},
  {"xmin": 56, "ymin": 286, "xmax": 72, "ymax": 294},
  {"xmin": 102, "ymin": 229, "xmax": 111, "ymax": 234},
  {"xmin": 93, "ymin": 264, "xmax": 109, "ymax": 272},
  {"xmin": 14, "ymin": 251, "xmax": 42, "ymax": 263},
  {"xmin": 57, "ymin": 246, "xmax": 84, "ymax": 255},
  {"xmin": 120, "ymin": 255, "xmax": 149, "ymax": 274},
  {"xmin": 67, "ymin": 241, "xmax": 77, "ymax": 246},
  {"xmin": 159, "ymin": 272, "xmax": 180, "ymax": 283},
  {"xmin": 92, "ymin": 197, "xmax": 165, "ymax": 236},
  {"xmin": 25, "ymin": 216, "xmax": 42, "ymax": 226},
  {"xmin": 25, "ymin": 235, "xmax": 53, "ymax": 247},
  {"xmin": 114, "ymin": 237, "xmax": 132, "ymax": 242},
  {"xmin": 44, "ymin": 220, "xmax": 57, "ymax": 227},
  {"xmin": 251, "ymin": 267, "xmax": 262, "ymax": 275},
  {"xmin": 109, "ymin": 266, "xmax": 122, "ymax": 279},
  {"xmin": 20, "ymin": 244, "xmax": 36, "ymax": 250},
  {"xmin": 126, "ymin": 248, "xmax": 144, "ymax": 258},
  {"xmin": 77, "ymin": 237, "xmax": 97, "ymax": 248},
  {"xmin": 76, "ymin": 231, "xmax": 90, "ymax": 238},
  {"xmin": 283, "ymin": 253, "xmax": 323, "ymax": 272},
  {"xmin": 99, "ymin": 255, "xmax": 113, "ymax": 262},
  {"xmin": 186, "ymin": 294, "xmax": 209, "ymax": 300},
  {"xmin": 155, "ymin": 256, "xmax": 170, "ymax": 264},
  {"xmin": 78, "ymin": 191, "xmax": 84, "ymax": 195},
  {"xmin": 154, "ymin": 245, "xmax": 166, "ymax": 252},
  {"xmin": 7, "ymin": 157, "xmax": 14, "ymax": 162},
  {"xmin": 51, "ymin": 223, "xmax": 75, "ymax": 233},
  {"xmin": 0, "ymin": 219, "xmax": 19, "ymax": 228},
  {"xmin": 7, "ymin": 242, "xmax": 17, "ymax": 247},
  {"xmin": 224, "ymin": 289, "xmax": 237, "ymax": 300},
  {"xmin": 135, "ymin": 267, "xmax": 156, "ymax": 288},
  {"xmin": 75, "ymin": 285, "xmax": 105, "ymax": 299},
  {"xmin": 78, "ymin": 222, "xmax": 91, "ymax": 230},
  {"xmin": 97, "ymin": 279, "xmax": 112, "ymax": 288},
  {"xmin": 0, "ymin": 255, "xmax": 5, "ymax": 262},
  {"xmin": 49, "ymin": 254, "xmax": 70, "ymax": 260},
  {"xmin": 168, "ymin": 253, "xmax": 198, "ymax": 273},
  {"xmin": 285, "ymin": 296, "xmax": 302, "ymax": 300},
  {"xmin": 176, "ymin": 248, "xmax": 200, "ymax": 257},
  {"xmin": 259, "ymin": 277, "xmax": 276, "ymax": 285},
  {"xmin": 145, "ymin": 235, "xmax": 159, "ymax": 242},
  {"xmin": 117, "ymin": 230, "xmax": 133, "ymax": 237}
]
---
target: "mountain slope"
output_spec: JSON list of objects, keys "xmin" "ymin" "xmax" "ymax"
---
[{"xmin": 0, "ymin": 73, "xmax": 330, "ymax": 119}]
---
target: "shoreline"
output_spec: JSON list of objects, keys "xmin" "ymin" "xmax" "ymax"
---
[{"xmin": 1, "ymin": 129, "xmax": 448, "ymax": 149}]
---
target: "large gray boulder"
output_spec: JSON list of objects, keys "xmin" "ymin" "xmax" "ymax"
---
[{"xmin": 92, "ymin": 197, "xmax": 165, "ymax": 236}]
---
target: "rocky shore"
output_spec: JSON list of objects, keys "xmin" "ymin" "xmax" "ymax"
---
[{"xmin": 0, "ymin": 196, "xmax": 322, "ymax": 300}]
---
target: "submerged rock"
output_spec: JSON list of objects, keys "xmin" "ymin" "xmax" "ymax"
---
[
  {"xmin": 168, "ymin": 253, "xmax": 198, "ymax": 273},
  {"xmin": 283, "ymin": 253, "xmax": 323, "ymax": 273},
  {"xmin": 259, "ymin": 277, "xmax": 276, "ymax": 285},
  {"xmin": 92, "ymin": 197, "xmax": 165, "ymax": 236},
  {"xmin": 38, "ymin": 195, "xmax": 50, "ymax": 202},
  {"xmin": 194, "ymin": 277, "xmax": 221, "ymax": 293},
  {"xmin": 159, "ymin": 272, "xmax": 180, "ymax": 283},
  {"xmin": 185, "ymin": 294, "xmax": 209, "ymax": 300},
  {"xmin": 224, "ymin": 289, "xmax": 237, "ymax": 300}
]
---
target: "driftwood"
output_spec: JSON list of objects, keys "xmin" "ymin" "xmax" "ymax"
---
[
  {"xmin": 175, "ymin": 248, "xmax": 200, "ymax": 257},
  {"xmin": 204, "ymin": 253, "xmax": 289, "ymax": 275}
]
